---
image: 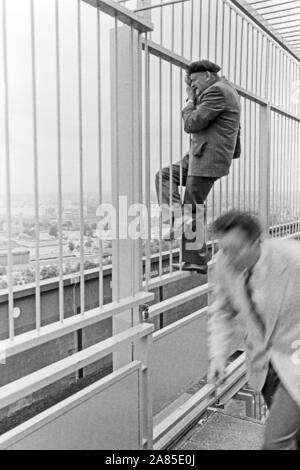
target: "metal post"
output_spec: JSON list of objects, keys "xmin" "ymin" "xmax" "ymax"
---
[
  {"xmin": 110, "ymin": 25, "xmax": 144, "ymax": 369},
  {"xmin": 259, "ymin": 103, "xmax": 271, "ymax": 234}
]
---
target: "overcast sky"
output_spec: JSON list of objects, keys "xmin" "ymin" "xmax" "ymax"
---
[{"xmin": 0, "ymin": 0, "xmax": 291, "ymax": 202}]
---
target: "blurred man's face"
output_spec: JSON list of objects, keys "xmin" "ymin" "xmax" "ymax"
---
[
  {"xmin": 218, "ymin": 227, "xmax": 261, "ymax": 273},
  {"xmin": 189, "ymin": 71, "xmax": 211, "ymax": 97}
]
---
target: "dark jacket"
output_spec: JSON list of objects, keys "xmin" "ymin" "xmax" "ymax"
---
[{"xmin": 182, "ymin": 77, "xmax": 241, "ymax": 177}]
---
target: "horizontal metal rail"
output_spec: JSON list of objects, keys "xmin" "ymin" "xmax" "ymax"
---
[
  {"xmin": 143, "ymin": 37, "xmax": 300, "ymax": 123},
  {"xmin": 153, "ymin": 306, "xmax": 208, "ymax": 341},
  {"xmin": 0, "ymin": 322, "xmax": 154, "ymax": 410},
  {"xmin": 153, "ymin": 353, "xmax": 246, "ymax": 449},
  {"xmin": 135, "ymin": 0, "xmax": 190, "ymax": 12},
  {"xmin": 82, "ymin": 0, "xmax": 153, "ymax": 32},
  {"xmin": 148, "ymin": 284, "xmax": 212, "ymax": 319},
  {"xmin": 0, "ymin": 291, "xmax": 154, "ymax": 360}
]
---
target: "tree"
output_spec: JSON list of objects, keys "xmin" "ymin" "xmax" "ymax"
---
[
  {"xmin": 49, "ymin": 225, "xmax": 58, "ymax": 238},
  {"xmin": 85, "ymin": 238, "xmax": 93, "ymax": 248},
  {"xmin": 22, "ymin": 268, "xmax": 35, "ymax": 283},
  {"xmin": 68, "ymin": 240, "xmax": 75, "ymax": 252},
  {"xmin": 0, "ymin": 266, "xmax": 6, "ymax": 276},
  {"xmin": 40, "ymin": 265, "xmax": 59, "ymax": 280},
  {"xmin": 0, "ymin": 279, "xmax": 8, "ymax": 290}
]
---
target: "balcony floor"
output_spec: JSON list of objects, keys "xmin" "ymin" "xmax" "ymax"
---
[{"xmin": 173, "ymin": 404, "xmax": 265, "ymax": 450}]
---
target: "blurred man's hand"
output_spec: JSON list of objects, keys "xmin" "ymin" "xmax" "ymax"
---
[{"xmin": 207, "ymin": 357, "xmax": 227, "ymax": 387}]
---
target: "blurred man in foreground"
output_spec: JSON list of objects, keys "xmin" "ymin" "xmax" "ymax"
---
[{"xmin": 207, "ymin": 210, "xmax": 300, "ymax": 450}]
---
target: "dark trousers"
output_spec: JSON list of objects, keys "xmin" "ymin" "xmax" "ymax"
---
[
  {"xmin": 261, "ymin": 363, "xmax": 300, "ymax": 450},
  {"xmin": 155, "ymin": 156, "xmax": 217, "ymax": 265}
]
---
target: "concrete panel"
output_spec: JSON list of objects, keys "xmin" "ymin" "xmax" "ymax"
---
[
  {"xmin": 151, "ymin": 311, "xmax": 208, "ymax": 415},
  {"xmin": 1, "ymin": 363, "xmax": 142, "ymax": 450},
  {"xmin": 151, "ymin": 311, "xmax": 246, "ymax": 415}
]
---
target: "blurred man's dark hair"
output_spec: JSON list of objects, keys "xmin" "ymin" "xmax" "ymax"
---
[{"xmin": 213, "ymin": 210, "xmax": 262, "ymax": 242}]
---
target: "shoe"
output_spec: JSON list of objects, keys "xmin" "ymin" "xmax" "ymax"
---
[
  {"xmin": 162, "ymin": 227, "xmax": 182, "ymax": 241},
  {"xmin": 172, "ymin": 262, "xmax": 207, "ymax": 274},
  {"xmin": 162, "ymin": 228, "xmax": 175, "ymax": 242}
]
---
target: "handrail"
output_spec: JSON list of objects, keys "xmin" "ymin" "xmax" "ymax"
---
[
  {"xmin": 82, "ymin": 0, "xmax": 153, "ymax": 33},
  {"xmin": 0, "ymin": 291, "xmax": 154, "ymax": 360},
  {"xmin": 153, "ymin": 353, "xmax": 247, "ymax": 449},
  {"xmin": 148, "ymin": 284, "xmax": 212, "ymax": 320}
]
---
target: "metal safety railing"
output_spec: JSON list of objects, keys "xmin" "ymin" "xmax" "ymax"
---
[{"xmin": 1, "ymin": 0, "xmax": 300, "ymax": 450}]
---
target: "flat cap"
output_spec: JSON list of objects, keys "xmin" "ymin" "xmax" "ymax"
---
[{"xmin": 186, "ymin": 60, "xmax": 221, "ymax": 74}]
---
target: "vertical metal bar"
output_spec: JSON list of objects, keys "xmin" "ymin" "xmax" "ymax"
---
[
  {"xmin": 234, "ymin": 12, "xmax": 238, "ymax": 85},
  {"xmin": 179, "ymin": 68, "xmax": 183, "ymax": 269},
  {"xmin": 292, "ymin": 118, "xmax": 296, "ymax": 229},
  {"xmin": 255, "ymin": 30, "xmax": 259, "ymax": 95},
  {"xmin": 137, "ymin": 33, "xmax": 143, "ymax": 286},
  {"xmin": 276, "ymin": 47, "xmax": 280, "ymax": 108},
  {"xmin": 295, "ymin": 119, "xmax": 298, "ymax": 230},
  {"xmin": 169, "ymin": 59, "xmax": 173, "ymax": 272},
  {"xmin": 2, "ymin": 0, "xmax": 14, "ymax": 339},
  {"xmin": 264, "ymin": 38, "xmax": 269, "ymax": 101},
  {"xmin": 293, "ymin": 118, "xmax": 296, "ymax": 232},
  {"xmin": 158, "ymin": 2, "xmax": 164, "ymax": 278},
  {"xmin": 228, "ymin": 8, "xmax": 231, "ymax": 81},
  {"xmin": 238, "ymin": 100, "xmax": 242, "ymax": 209},
  {"xmin": 281, "ymin": 52, "xmax": 284, "ymax": 109},
  {"xmin": 280, "ymin": 115, "xmax": 284, "ymax": 235},
  {"xmin": 180, "ymin": 0, "xmax": 185, "ymax": 270},
  {"xmin": 207, "ymin": 0, "xmax": 211, "ymax": 59},
  {"xmin": 274, "ymin": 47, "xmax": 278, "ymax": 107},
  {"xmin": 277, "ymin": 112, "xmax": 281, "ymax": 236},
  {"xmin": 249, "ymin": 99, "xmax": 252, "ymax": 211},
  {"xmin": 97, "ymin": 6, "xmax": 104, "ymax": 309},
  {"xmin": 251, "ymin": 25, "xmax": 254, "ymax": 93},
  {"xmin": 271, "ymin": 111, "xmax": 275, "ymax": 234},
  {"xmin": 130, "ymin": 25, "xmax": 135, "ymax": 297},
  {"xmin": 144, "ymin": 34, "xmax": 151, "ymax": 290},
  {"xmin": 159, "ymin": 286, "xmax": 164, "ymax": 329},
  {"xmin": 295, "ymin": 121, "xmax": 300, "ymax": 233},
  {"xmin": 219, "ymin": 0, "xmax": 226, "ymax": 214},
  {"xmin": 245, "ymin": 22, "xmax": 249, "ymax": 90},
  {"xmin": 268, "ymin": 42, "xmax": 273, "ymax": 103},
  {"xmin": 160, "ymin": 0, "xmax": 163, "ymax": 45},
  {"xmin": 171, "ymin": 2, "xmax": 175, "ymax": 52},
  {"xmin": 158, "ymin": 55, "xmax": 163, "ymax": 278},
  {"xmin": 30, "ymin": 0, "xmax": 41, "ymax": 330},
  {"xmin": 190, "ymin": 0, "xmax": 194, "ymax": 60},
  {"xmin": 198, "ymin": 0, "xmax": 202, "ymax": 57},
  {"xmin": 269, "ymin": 110, "xmax": 273, "ymax": 232},
  {"xmin": 214, "ymin": 0, "xmax": 219, "ymax": 63},
  {"xmin": 243, "ymin": 98, "xmax": 247, "ymax": 210},
  {"xmin": 114, "ymin": 17, "xmax": 120, "ymax": 301},
  {"xmin": 77, "ymin": 0, "xmax": 85, "ymax": 313},
  {"xmin": 259, "ymin": 35, "xmax": 264, "ymax": 98},
  {"xmin": 158, "ymin": 0, "xmax": 163, "ymax": 279},
  {"xmin": 240, "ymin": 18, "xmax": 244, "ymax": 88},
  {"xmin": 221, "ymin": 0, "xmax": 225, "ymax": 72},
  {"xmin": 284, "ymin": 116, "xmax": 288, "ymax": 233},
  {"xmin": 253, "ymin": 102, "xmax": 256, "ymax": 212},
  {"xmin": 259, "ymin": 103, "xmax": 271, "ymax": 235},
  {"xmin": 287, "ymin": 117, "xmax": 291, "ymax": 228},
  {"xmin": 55, "ymin": 0, "xmax": 64, "ymax": 323},
  {"xmin": 276, "ymin": 112, "xmax": 280, "ymax": 238}
]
